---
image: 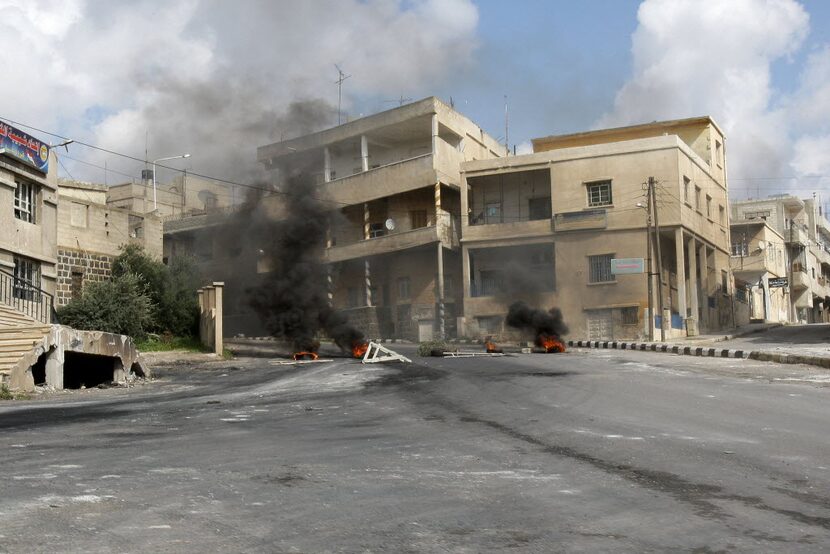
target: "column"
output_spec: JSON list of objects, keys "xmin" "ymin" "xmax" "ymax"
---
[
  {"xmin": 213, "ymin": 281, "xmax": 224, "ymax": 356},
  {"xmin": 323, "ymin": 146, "xmax": 331, "ymax": 182},
  {"xmin": 364, "ymin": 259, "xmax": 372, "ymax": 307},
  {"xmin": 674, "ymin": 228, "xmax": 687, "ymax": 330},
  {"xmin": 436, "ymin": 242, "xmax": 445, "ymax": 340},
  {"xmin": 699, "ymin": 242, "xmax": 708, "ymax": 329},
  {"xmin": 431, "ymin": 114, "xmax": 439, "ymax": 155},
  {"xmin": 687, "ymin": 235, "xmax": 699, "ymax": 336},
  {"xmin": 360, "ymin": 135, "xmax": 369, "ymax": 172},
  {"xmin": 363, "ymin": 202, "xmax": 370, "ymax": 240}
]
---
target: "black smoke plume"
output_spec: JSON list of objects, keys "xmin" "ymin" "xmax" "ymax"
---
[
  {"xmin": 505, "ymin": 301, "xmax": 569, "ymax": 341},
  {"xmin": 243, "ymin": 174, "xmax": 364, "ymax": 353}
]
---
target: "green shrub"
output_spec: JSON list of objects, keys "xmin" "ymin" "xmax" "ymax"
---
[
  {"xmin": 56, "ymin": 272, "xmax": 155, "ymax": 339},
  {"xmin": 111, "ymin": 244, "xmax": 200, "ymax": 337},
  {"xmin": 418, "ymin": 340, "xmax": 448, "ymax": 357}
]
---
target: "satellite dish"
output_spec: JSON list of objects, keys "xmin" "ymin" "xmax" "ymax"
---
[
  {"xmin": 385, "ymin": 218, "xmax": 396, "ymax": 231},
  {"xmin": 758, "ymin": 241, "xmax": 766, "ymax": 250}
]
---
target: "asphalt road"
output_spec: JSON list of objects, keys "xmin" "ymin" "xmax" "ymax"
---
[{"xmin": 2, "ymin": 346, "xmax": 830, "ymax": 552}]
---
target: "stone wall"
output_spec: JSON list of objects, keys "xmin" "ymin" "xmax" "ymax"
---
[{"xmin": 56, "ymin": 248, "xmax": 113, "ymax": 306}]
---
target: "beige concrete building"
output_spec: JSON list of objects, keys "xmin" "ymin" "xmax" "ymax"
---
[
  {"xmin": 256, "ymin": 96, "xmax": 505, "ymax": 340},
  {"xmin": 729, "ymin": 220, "xmax": 789, "ymax": 323},
  {"xmin": 0, "ymin": 122, "xmax": 59, "ymax": 322},
  {"xmin": 55, "ymin": 179, "xmax": 162, "ymax": 306},
  {"xmin": 107, "ymin": 173, "xmax": 235, "ymax": 218},
  {"xmin": 459, "ymin": 117, "xmax": 734, "ymax": 341},
  {"xmin": 731, "ymin": 195, "xmax": 830, "ymax": 323}
]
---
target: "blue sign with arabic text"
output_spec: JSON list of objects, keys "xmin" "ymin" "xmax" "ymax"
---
[{"xmin": 0, "ymin": 121, "xmax": 49, "ymax": 173}]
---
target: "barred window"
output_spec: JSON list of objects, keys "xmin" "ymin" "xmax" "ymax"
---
[
  {"xmin": 13, "ymin": 256, "xmax": 40, "ymax": 301},
  {"xmin": 397, "ymin": 277, "xmax": 411, "ymax": 300},
  {"xmin": 588, "ymin": 254, "xmax": 615, "ymax": 283},
  {"xmin": 621, "ymin": 306, "xmax": 639, "ymax": 325},
  {"xmin": 14, "ymin": 181, "xmax": 36, "ymax": 223},
  {"xmin": 731, "ymin": 242, "xmax": 748, "ymax": 256},
  {"xmin": 587, "ymin": 181, "xmax": 612, "ymax": 207}
]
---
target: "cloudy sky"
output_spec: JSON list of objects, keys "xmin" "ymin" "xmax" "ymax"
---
[{"xmin": 3, "ymin": 0, "xmax": 830, "ymax": 202}]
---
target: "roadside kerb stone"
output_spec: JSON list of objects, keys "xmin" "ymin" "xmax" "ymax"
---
[{"xmin": 566, "ymin": 339, "xmax": 751, "ymax": 361}]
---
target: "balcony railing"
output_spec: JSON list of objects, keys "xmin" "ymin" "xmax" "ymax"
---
[{"xmin": 0, "ymin": 268, "xmax": 57, "ymax": 324}]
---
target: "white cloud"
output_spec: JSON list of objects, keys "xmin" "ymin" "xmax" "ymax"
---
[
  {"xmin": 599, "ymin": 0, "xmax": 813, "ymax": 193},
  {"xmin": 0, "ymin": 0, "xmax": 479, "ymax": 183}
]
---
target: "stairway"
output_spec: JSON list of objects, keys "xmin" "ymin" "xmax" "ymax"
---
[{"xmin": 0, "ymin": 303, "xmax": 51, "ymax": 386}]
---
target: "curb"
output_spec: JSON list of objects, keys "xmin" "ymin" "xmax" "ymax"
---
[
  {"xmin": 566, "ymin": 339, "xmax": 748, "ymax": 359},
  {"xmin": 566, "ymin": 339, "xmax": 830, "ymax": 369}
]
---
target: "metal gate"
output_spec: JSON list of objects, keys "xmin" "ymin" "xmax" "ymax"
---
[{"xmin": 587, "ymin": 309, "xmax": 614, "ymax": 340}]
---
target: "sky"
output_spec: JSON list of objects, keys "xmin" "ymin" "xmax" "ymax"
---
[{"xmin": 4, "ymin": 0, "xmax": 830, "ymax": 203}]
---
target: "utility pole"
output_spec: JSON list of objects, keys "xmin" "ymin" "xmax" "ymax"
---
[
  {"xmin": 649, "ymin": 177, "xmax": 666, "ymax": 341},
  {"xmin": 335, "ymin": 64, "xmax": 351, "ymax": 126},
  {"xmin": 644, "ymin": 193, "xmax": 654, "ymax": 341}
]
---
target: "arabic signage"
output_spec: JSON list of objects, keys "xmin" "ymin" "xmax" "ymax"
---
[
  {"xmin": 611, "ymin": 257, "xmax": 645, "ymax": 275},
  {"xmin": 768, "ymin": 277, "xmax": 788, "ymax": 288},
  {"xmin": 0, "ymin": 121, "xmax": 49, "ymax": 173}
]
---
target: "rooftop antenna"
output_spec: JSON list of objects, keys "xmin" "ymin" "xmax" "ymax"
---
[
  {"xmin": 504, "ymin": 95, "xmax": 509, "ymax": 156},
  {"xmin": 335, "ymin": 64, "xmax": 351, "ymax": 125},
  {"xmin": 384, "ymin": 95, "xmax": 413, "ymax": 107}
]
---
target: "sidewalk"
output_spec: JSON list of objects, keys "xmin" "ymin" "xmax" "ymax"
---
[{"xmin": 569, "ymin": 322, "xmax": 830, "ymax": 370}]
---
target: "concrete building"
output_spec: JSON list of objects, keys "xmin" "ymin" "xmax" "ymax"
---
[
  {"xmin": 256, "ymin": 97, "xmax": 505, "ymax": 340},
  {"xmin": 107, "ymin": 173, "xmax": 235, "ymax": 218},
  {"xmin": 0, "ymin": 121, "xmax": 59, "ymax": 318},
  {"xmin": 731, "ymin": 195, "xmax": 830, "ymax": 323},
  {"xmin": 55, "ymin": 179, "xmax": 162, "ymax": 306},
  {"xmin": 459, "ymin": 116, "xmax": 734, "ymax": 341},
  {"xmin": 729, "ymin": 220, "xmax": 789, "ymax": 323}
]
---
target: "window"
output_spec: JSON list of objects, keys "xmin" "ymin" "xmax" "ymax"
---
[
  {"xmin": 476, "ymin": 316, "xmax": 502, "ymax": 334},
  {"xmin": 588, "ymin": 254, "xmax": 615, "ymax": 283},
  {"xmin": 479, "ymin": 270, "xmax": 504, "ymax": 296},
  {"xmin": 731, "ymin": 242, "xmax": 748, "ymax": 256},
  {"xmin": 715, "ymin": 140, "xmax": 723, "ymax": 167},
  {"xmin": 70, "ymin": 270, "xmax": 84, "ymax": 299},
  {"xmin": 368, "ymin": 222, "xmax": 386, "ymax": 238},
  {"xmin": 397, "ymin": 277, "xmax": 411, "ymax": 300},
  {"xmin": 587, "ymin": 181, "xmax": 612, "ymax": 207},
  {"xmin": 347, "ymin": 287, "xmax": 359, "ymax": 308},
  {"xmin": 14, "ymin": 181, "xmax": 37, "ymax": 223},
  {"xmin": 719, "ymin": 205, "xmax": 725, "ymax": 225},
  {"xmin": 683, "ymin": 176, "xmax": 691, "ymax": 204},
  {"xmin": 485, "ymin": 203, "xmax": 502, "ymax": 224},
  {"xmin": 721, "ymin": 270, "xmax": 728, "ymax": 293},
  {"xmin": 706, "ymin": 195, "xmax": 712, "ymax": 218},
  {"xmin": 410, "ymin": 210, "xmax": 427, "ymax": 229},
  {"xmin": 694, "ymin": 186, "xmax": 702, "ymax": 212},
  {"xmin": 13, "ymin": 256, "xmax": 40, "ymax": 301},
  {"xmin": 528, "ymin": 197, "xmax": 551, "ymax": 220},
  {"xmin": 70, "ymin": 202, "xmax": 88, "ymax": 227},
  {"xmin": 745, "ymin": 210, "xmax": 770, "ymax": 220},
  {"xmin": 621, "ymin": 306, "xmax": 639, "ymax": 325},
  {"xmin": 443, "ymin": 275, "xmax": 454, "ymax": 297}
]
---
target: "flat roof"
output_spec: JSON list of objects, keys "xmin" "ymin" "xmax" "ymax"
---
[{"xmin": 532, "ymin": 116, "xmax": 724, "ymax": 147}]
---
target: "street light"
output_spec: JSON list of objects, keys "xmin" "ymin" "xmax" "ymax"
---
[{"xmin": 152, "ymin": 153, "xmax": 191, "ymax": 210}]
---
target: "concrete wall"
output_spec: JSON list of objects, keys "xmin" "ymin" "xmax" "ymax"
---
[{"xmin": 56, "ymin": 185, "xmax": 162, "ymax": 306}]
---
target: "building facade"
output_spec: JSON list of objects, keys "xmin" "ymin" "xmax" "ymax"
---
[
  {"xmin": 729, "ymin": 221, "xmax": 789, "ymax": 323},
  {"xmin": 731, "ymin": 195, "xmax": 830, "ymax": 323},
  {"xmin": 459, "ymin": 117, "xmax": 734, "ymax": 341},
  {"xmin": 55, "ymin": 179, "xmax": 162, "ymax": 306},
  {"xmin": 0, "ymin": 122, "xmax": 59, "ymax": 318},
  {"xmin": 107, "ymin": 173, "xmax": 235, "ymax": 218}
]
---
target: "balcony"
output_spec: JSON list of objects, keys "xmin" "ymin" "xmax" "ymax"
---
[
  {"xmin": 319, "ymin": 148, "xmax": 461, "ymax": 207},
  {"xmin": 730, "ymin": 251, "xmax": 776, "ymax": 279},
  {"xmin": 462, "ymin": 218, "xmax": 553, "ymax": 243},
  {"xmin": 786, "ymin": 224, "xmax": 809, "ymax": 245},
  {"xmin": 791, "ymin": 270, "xmax": 810, "ymax": 290},
  {"xmin": 324, "ymin": 213, "xmax": 458, "ymax": 263}
]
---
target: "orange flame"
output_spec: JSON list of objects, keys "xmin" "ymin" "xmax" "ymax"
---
[
  {"xmin": 352, "ymin": 341, "xmax": 369, "ymax": 359},
  {"xmin": 538, "ymin": 334, "xmax": 566, "ymax": 353},
  {"xmin": 293, "ymin": 351, "xmax": 319, "ymax": 361}
]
